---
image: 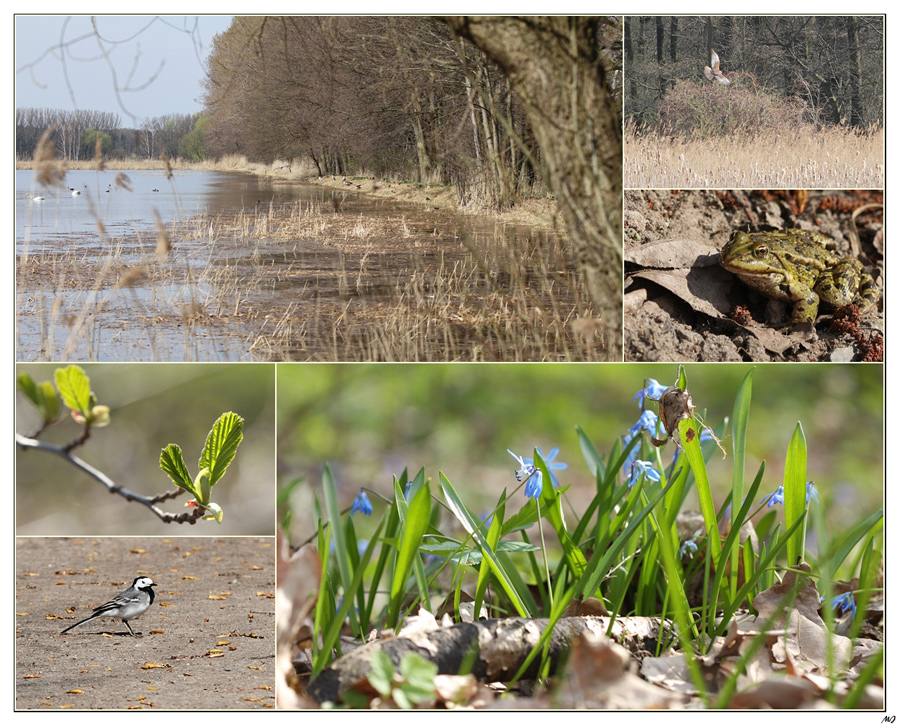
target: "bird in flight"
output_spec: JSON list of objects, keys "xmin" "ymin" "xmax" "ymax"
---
[{"xmin": 704, "ymin": 49, "xmax": 731, "ymax": 85}]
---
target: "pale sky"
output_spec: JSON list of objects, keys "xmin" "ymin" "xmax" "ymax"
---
[{"xmin": 15, "ymin": 15, "xmax": 235, "ymax": 125}]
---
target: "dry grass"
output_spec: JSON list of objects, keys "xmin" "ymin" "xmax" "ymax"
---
[
  {"xmin": 17, "ymin": 169, "xmax": 604, "ymax": 361},
  {"xmin": 172, "ymin": 201, "xmax": 607, "ymax": 361},
  {"xmin": 624, "ymin": 121, "xmax": 884, "ymax": 189}
]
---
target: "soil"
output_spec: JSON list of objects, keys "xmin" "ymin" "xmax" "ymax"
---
[
  {"xmin": 624, "ymin": 189, "xmax": 884, "ymax": 362},
  {"xmin": 15, "ymin": 536, "xmax": 276, "ymax": 711}
]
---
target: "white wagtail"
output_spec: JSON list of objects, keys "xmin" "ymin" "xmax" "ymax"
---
[{"xmin": 60, "ymin": 576, "xmax": 157, "ymax": 636}]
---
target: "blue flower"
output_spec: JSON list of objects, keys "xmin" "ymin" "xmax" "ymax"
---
[
  {"xmin": 621, "ymin": 431, "xmax": 640, "ymax": 478},
  {"xmin": 404, "ymin": 481, "xmax": 413, "ymax": 499},
  {"xmin": 762, "ymin": 485, "xmax": 785, "ymax": 508},
  {"xmin": 761, "ymin": 483, "xmax": 817, "ymax": 508},
  {"xmin": 806, "ymin": 481, "xmax": 819, "ymax": 504},
  {"xmin": 679, "ymin": 539, "xmax": 698, "ymax": 559},
  {"xmin": 523, "ymin": 446, "xmax": 568, "ymax": 488},
  {"xmin": 627, "ymin": 459, "xmax": 662, "ymax": 488},
  {"xmin": 629, "ymin": 410, "xmax": 660, "ymax": 438},
  {"xmin": 350, "ymin": 490, "xmax": 372, "ymax": 516},
  {"xmin": 633, "ymin": 378, "xmax": 668, "ymax": 408},
  {"xmin": 508, "ymin": 449, "xmax": 544, "ymax": 499},
  {"xmin": 823, "ymin": 592, "xmax": 857, "ymax": 620}
]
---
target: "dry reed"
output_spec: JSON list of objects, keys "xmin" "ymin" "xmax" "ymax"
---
[{"xmin": 624, "ymin": 121, "xmax": 884, "ymax": 189}]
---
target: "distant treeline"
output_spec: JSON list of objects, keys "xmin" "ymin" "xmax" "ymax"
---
[
  {"xmin": 201, "ymin": 16, "xmax": 622, "ymax": 208},
  {"xmin": 15, "ymin": 107, "xmax": 208, "ymax": 162}
]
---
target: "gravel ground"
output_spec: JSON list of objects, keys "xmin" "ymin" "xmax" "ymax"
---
[{"xmin": 15, "ymin": 536, "xmax": 276, "ymax": 710}]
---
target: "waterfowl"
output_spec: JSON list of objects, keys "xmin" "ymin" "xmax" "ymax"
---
[
  {"xmin": 25, "ymin": 193, "xmax": 45, "ymax": 201},
  {"xmin": 152, "ymin": 189, "xmax": 159, "ymax": 192},
  {"xmin": 71, "ymin": 189, "xmax": 81, "ymax": 196}
]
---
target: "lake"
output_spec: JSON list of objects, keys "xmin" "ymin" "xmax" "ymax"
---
[
  {"xmin": 16, "ymin": 169, "xmax": 344, "ymax": 253},
  {"xmin": 15, "ymin": 169, "xmax": 597, "ymax": 363}
]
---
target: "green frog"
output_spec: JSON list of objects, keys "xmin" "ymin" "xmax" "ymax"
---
[{"xmin": 719, "ymin": 229, "xmax": 880, "ymax": 325}]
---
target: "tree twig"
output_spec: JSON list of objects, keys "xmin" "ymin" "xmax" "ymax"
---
[{"xmin": 16, "ymin": 432, "xmax": 205, "ymax": 524}]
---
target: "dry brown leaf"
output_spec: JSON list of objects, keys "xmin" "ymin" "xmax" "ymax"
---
[
  {"xmin": 728, "ymin": 675, "xmax": 820, "ymax": 709},
  {"xmin": 556, "ymin": 632, "xmax": 686, "ymax": 709},
  {"xmin": 276, "ymin": 535, "xmax": 321, "ymax": 709},
  {"xmin": 433, "ymin": 673, "xmax": 481, "ymax": 707},
  {"xmin": 640, "ymin": 654, "xmax": 696, "ymax": 695}
]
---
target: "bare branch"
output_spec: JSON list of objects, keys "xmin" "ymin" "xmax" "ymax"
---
[{"xmin": 16, "ymin": 432, "xmax": 206, "ymax": 524}]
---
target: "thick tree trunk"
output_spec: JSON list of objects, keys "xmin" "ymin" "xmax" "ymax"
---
[{"xmin": 446, "ymin": 16, "xmax": 623, "ymax": 359}]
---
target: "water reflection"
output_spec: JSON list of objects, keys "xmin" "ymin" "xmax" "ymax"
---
[
  {"xmin": 15, "ymin": 169, "xmax": 336, "ymax": 251},
  {"xmin": 16, "ymin": 169, "xmax": 588, "ymax": 362}
]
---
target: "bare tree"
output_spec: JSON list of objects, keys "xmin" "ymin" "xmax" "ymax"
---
[{"xmin": 446, "ymin": 16, "xmax": 623, "ymax": 359}]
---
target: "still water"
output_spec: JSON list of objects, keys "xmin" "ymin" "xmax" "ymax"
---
[
  {"xmin": 15, "ymin": 169, "xmax": 326, "ymax": 252},
  {"xmin": 16, "ymin": 168, "xmax": 575, "ymax": 363}
]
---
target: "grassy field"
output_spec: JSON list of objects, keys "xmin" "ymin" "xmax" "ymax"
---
[{"xmin": 624, "ymin": 121, "xmax": 883, "ymax": 189}]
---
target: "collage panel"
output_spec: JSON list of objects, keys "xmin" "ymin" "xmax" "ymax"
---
[
  {"xmin": 15, "ymin": 16, "xmax": 623, "ymax": 364},
  {"xmin": 16, "ymin": 363, "xmax": 276, "ymax": 536},
  {"xmin": 623, "ymin": 16, "xmax": 883, "ymax": 191},
  {"xmin": 275, "ymin": 362, "xmax": 883, "ymax": 708},
  {"xmin": 624, "ymin": 189, "xmax": 883, "ymax": 362},
  {"xmin": 15, "ymin": 536, "xmax": 276, "ymax": 710}
]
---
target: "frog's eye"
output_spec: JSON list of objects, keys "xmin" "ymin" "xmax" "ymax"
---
[{"xmin": 754, "ymin": 245, "xmax": 769, "ymax": 258}]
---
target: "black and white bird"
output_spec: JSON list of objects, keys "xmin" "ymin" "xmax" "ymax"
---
[{"xmin": 60, "ymin": 576, "xmax": 157, "ymax": 636}]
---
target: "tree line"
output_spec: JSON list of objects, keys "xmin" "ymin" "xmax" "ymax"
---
[
  {"xmin": 202, "ymin": 16, "xmax": 621, "ymax": 210},
  {"xmin": 626, "ymin": 16, "xmax": 884, "ymax": 131},
  {"xmin": 15, "ymin": 107, "xmax": 208, "ymax": 161}
]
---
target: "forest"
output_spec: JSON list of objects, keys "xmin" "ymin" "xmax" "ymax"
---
[
  {"xmin": 202, "ymin": 17, "xmax": 622, "ymax": 208},
  {"xmin": 201, "ymin": 16, "xmax": 625, "ymax": 353},
  {"xmin": 15, "ymin": 107, "xmax": 206, "ymax": 161}
]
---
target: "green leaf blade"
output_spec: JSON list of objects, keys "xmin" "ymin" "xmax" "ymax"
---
[
  {"xmin": 54, "ymin": 365, "xmax": 92, "ymax": 415},
  {"xmin": 159, "ymin": 444, "xmax": 197, "ymax": 497},
  {"xmin": 199, "ymin": 412, "xmax": 244, "ymax": 487},
  {"xmin": 440, "ymin": 472, "xmax": 530, "ymax": 617},
  {"xmin": 783, "ymin": 422, "xmax": 808, "ymax": 566},
  {"xmin": 387, "ymin": 480, "xmax": 431, "ymax": 628}
]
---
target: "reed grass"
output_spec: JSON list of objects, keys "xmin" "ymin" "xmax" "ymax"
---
[
  {"xmin": 17, "ymin": 169, "xmax": 599, "ymax": 361},
  {"xmin": 624, "ymin": 121, "xmax": 884, "ymax": 189}
]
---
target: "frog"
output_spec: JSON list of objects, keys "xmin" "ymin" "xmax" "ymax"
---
[{"xmin": 719, "ymin": 229, "xmax": 880, "ymax": 325}]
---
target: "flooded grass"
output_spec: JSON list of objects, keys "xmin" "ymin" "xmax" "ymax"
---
[{"xmin": 16, "ymin": 182, "xmax": 607, "ymax": 362}]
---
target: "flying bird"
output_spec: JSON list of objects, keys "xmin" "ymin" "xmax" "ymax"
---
[{"xmin": 704, "ymin": 49, "xmax": 731, "ymax": 85}]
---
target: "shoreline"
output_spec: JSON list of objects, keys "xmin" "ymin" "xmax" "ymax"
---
[{"xmin": 16, "ymin": 158, "xmax": 563, "ymax": 233}]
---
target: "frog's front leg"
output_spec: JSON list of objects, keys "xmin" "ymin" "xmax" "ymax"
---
[{"xmin": 787, "ymin": 284, "xmax": 820, "ymax": 324}]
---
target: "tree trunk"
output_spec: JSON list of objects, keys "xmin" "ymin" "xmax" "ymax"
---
[
  {"xmin": 669, "ymin": 18, "xmax": 678, "ymax": 64},
  {"xmin": 446, "ymin": 16, "xmax": 623, "ymax": 359},
  {"xmin": 845, "ymin": 16, "xmax": 863, "ymax": 127}
]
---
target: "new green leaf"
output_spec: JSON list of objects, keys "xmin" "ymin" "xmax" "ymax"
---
[
  {"xmin": 199, "ymin": 411, "xmax": 244, "ymax": 487},
  {"xmin": 54, "ymin": 365, "xmax": 92, "ymax": 416},
  {"xmin": 159, "ymin": 444, "xmax": 197, "ymax": 497}
]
